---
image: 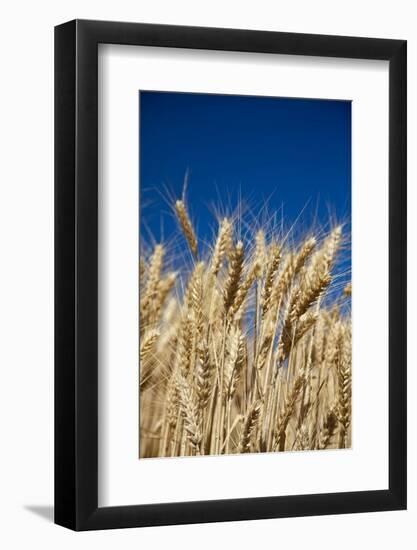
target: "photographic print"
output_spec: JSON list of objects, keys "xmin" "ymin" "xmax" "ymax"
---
[{"xmin": 139, "ymin": 91, "xmax": 351, "ymax": 459}]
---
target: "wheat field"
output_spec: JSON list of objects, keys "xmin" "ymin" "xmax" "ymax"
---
[{"xmin": 139, "ymin": 198, "xmax": 351, "ymax": 458}]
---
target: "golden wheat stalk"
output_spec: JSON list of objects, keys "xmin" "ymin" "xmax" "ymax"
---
[
  {"xmin": 261, "ymin": 243, "xmax": 281, "ymax": 319},
  {"xmin": 211, "ymin": 218, "xmax": 232, "ymax": 277},
  {"xmin": 223, "ymin": 240, "xmax": 244, "ymax": 313},
  {"xmin": 175, "ymin": 200, "xmax": 198, "ymax": 257},
  {"xmin": 239, "ymin": 401, "xmax": 262, "ymax": 453}
]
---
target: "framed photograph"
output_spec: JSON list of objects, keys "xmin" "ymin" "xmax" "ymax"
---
[{"xmin": 55, "ymin": 20, "xmax": 407, "ymax": 530}]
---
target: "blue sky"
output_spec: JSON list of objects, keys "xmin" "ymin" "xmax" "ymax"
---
[{"xmin": 139, "ymin": 91, "xmax": 351, "ymax": 286}]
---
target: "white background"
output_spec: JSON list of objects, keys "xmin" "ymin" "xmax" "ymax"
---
[
  {"xmin": 0, "ymin": 1, "xmax": 415, "ymax": 548},
  {"xmin": 99, "ymin": 45, "xmax": 389, "ymax": 506}
]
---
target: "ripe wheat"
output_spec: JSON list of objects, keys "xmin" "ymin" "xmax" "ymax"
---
[{"xmin": 139, "ymin": 199, "xmax": 351, "ymax": 458}]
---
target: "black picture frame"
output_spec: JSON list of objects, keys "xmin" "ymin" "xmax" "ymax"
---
[{"xmin": 55, "ymin": 19, "xmax": 407, "ymax": 531}]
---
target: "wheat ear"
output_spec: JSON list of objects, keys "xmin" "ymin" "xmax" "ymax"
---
[
  {"xmin": 318, "ymin": 406, "xmax": 337, "ymax": 449},
  {"xmin": 274, "ymin": 373, "xmax": 305, "ymax": 451},
  {"xmin": 224, "ymin": 325, "xmax": 245, "ymax": 399},
  {"xmin": 343, "ymin": 282, "xmax": 352, "ymax": 297},
  {"xmin": 139, "ymin": 330, "xmax": 159, "ymax": 391},
  {"xmin": 293, "ymin": 237, "xmax": 316, "ymax": 276},
  {"xmin": 211, "ymin": 218, "xmax": 232, "ymax": 276},
  {"xmin": 229, "ymin": 260, "xmax": 258, "ymax": 318},
  {"xmin": 336, "ymin": 328, "xmax": 351, "ymax": 448},
  {"xmin": 261, "ymin": 243, "xmax": 281, "ymax": 319},
  {"xmin": 175, "ymin": 200, "xmax": 198, "ymax": 257},
  {"xmin": 176, "ymin": 373, "xmax": 202, "ymax": 453},
  {"xmin": 223, "ymin": 241, "xmax": 244, "ymax": 313},
  {"xmin": 277, "ymin": 311, "xmax": 318, "ymax": 363},
  {"xmin": 239, "ymin": 401, "xmax": 262, "ymax": 453}
]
